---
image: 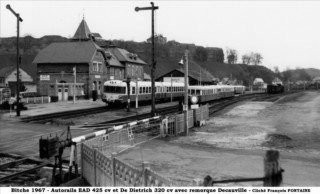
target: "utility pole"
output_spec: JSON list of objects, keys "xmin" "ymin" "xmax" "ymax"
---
[
  {"xmin": 179, "ymin": 49, "xmax": 189, "ymax": 136},
  {"xmin": 73, "ymin": 66, "xmax": 76, "ymax": 104},
  {"xmin": 6, "ymin": 4, "xmax": 23, "ymax": 116},
  {"xmin": 170, "ymin": 74, "xmax": 173, "ymax": 102},
  {"xmin": 135, "ymin": 2, "xmax": 159, "ymax": 117},
  {"xmin": 184, "ymin": 49, "xmax": 189, "ymax": 136}
]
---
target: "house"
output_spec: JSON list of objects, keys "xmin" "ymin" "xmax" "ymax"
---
[
  {"xmin": 272, "ymin": 77, "xmax": 283, "ymax": 85},
  {"xmin": 108, "ymin": 47, "xmax": 146, "ymax": 81},
  {"xmin": 33, "ymin": 18, "xmax": 146, "ymax": 101},
  {"xmin": 0, "ymin": 66, "xmax": 36, "ymax": 95},
  {"xmin": 253, "ymin": 78, "xmax": 264, "ymax": 86}
]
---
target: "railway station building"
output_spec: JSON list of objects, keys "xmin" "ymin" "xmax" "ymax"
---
[
  {"xmin": 156, "ymin": 68, "xmax": 216, "ymax": 85},
  {"xmin": 33, "ymin": 18, "xmax": 147, "ymax": 101}
]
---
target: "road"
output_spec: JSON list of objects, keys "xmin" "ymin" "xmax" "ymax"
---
[{"xmin": 118, "ymin": 91, "xmax": 320, "ymax": 186}]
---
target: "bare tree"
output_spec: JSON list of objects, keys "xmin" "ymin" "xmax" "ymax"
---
[
  {"xmin": 242, "ymin": 52, "xmax": 263, "ymax": 65},
  {"xmin": 273, "ymin": 66, "xmax": 280, "ymax": 77},
  {"xmin": 242, "ymin": 53, "xmax": 252, "ymax": 65},
  {"xmin": 252, "ymin": 53, "xmax": 263, "ymax": 65},
  {"xmin": 225, "ymin": 48, "xmax": 238, "ymax": 64}
]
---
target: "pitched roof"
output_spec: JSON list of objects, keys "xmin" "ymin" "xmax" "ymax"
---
[
  {"xmin": 0, "ymin": 66, "xmax": 15, "ymax": 77},
  {"xmin": 33, "ymin": 41, "xmax": 101, "ymax": 64},
  {"xmin": 161, "ymin": 68, "xmax": 215, "ymax": 83},
  {"xmin": 179, "ymin": 68, "xmax": 215, "ymax": 82},
  {"xmin": 109, "ymin": 47, "xmax": 147, "ymax": 65},
  {"xmin": 71, "ymin": 19, "xmax": 92, "ymax": 40},
  {"xmin": 105, "ymin": 50, "xmax": 123, "ymax": 67}
]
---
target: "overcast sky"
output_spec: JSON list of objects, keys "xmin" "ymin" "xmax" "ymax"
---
[{"xmin": 1, "ymin": 0, "xmax": 320, "ymax": 71}]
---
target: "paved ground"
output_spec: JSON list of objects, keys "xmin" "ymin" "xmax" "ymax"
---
[
  {"xmin": 0, "ymin": 99, "xmax": 178, "ymax": 157},
  {"xmin": 118, "ymin": 91, "xmax": 320, "ymax": 186}
]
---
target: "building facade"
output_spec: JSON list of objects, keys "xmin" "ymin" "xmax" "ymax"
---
[
  {"xmin": 0, "ymin": 66, "xmax": 35, "ymax": 96},
  {"xmin": 33, "ymin": 19, "xmax": 146, "ymax": 100}
]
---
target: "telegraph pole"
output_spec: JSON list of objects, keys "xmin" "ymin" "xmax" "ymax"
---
[
  {"xmin": 6, "ymin": 4, "xmax": 23, "ymax": 116},
  {"xmin": 135, "ymin": 2, "xmax": 159, "ymax": 117}
]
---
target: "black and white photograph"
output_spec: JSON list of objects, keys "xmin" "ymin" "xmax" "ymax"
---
[{"xmin": 0, "ymin": 0, "xmax": 320, "ymax": 191}]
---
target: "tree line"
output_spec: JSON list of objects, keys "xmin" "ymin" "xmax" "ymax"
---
[{"xmin": 225, "ymin": 48, "xmax": 263, "ymax": 66}]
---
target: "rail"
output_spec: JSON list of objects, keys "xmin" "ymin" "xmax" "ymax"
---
[{"xmin": 0, "ymin": 157, "xmax": 50, "ymax": 183}]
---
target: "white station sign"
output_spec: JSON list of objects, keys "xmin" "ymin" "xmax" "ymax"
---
[
  {"xmin": 191, "ymin": 104, "xmax": 199, "ymax": 109},
  {"xmin": 40, "ymin": 75, "xmax": 50, "ymax": 81}
]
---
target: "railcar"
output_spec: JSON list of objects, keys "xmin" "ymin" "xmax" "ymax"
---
[
  {"xmin": 102, "ymin": 80, "xmax": 185, "ymax": 105},
  {"xmin": 188, "ymin": 85, "xmax": 220, "ymax": 103},
  {"xmin": 217, "ymin": 85, "xmax": 235, "ymax": 98},
  {"xmin": 234, "ymin": 85, "xmax": 245, "ymax": 94}
]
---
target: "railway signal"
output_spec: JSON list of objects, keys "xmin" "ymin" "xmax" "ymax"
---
[
  {"xmin": 135, "ymin": 2, "xmax": 159, "ymax": 117},
  {"xmin": 6, "ymin": 4, "xmax": 23, "ymax": 116}
]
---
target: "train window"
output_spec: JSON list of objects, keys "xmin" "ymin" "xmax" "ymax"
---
[
  {"xmin": 196, "ymin": 90, "xmax": 200, "ymax": 95},
  {"xmin": 142, "ymin": 87, "xmax": 146, "ymax": 94},
  {"xmin": 132, "ymin": 87, "xmax": 135, "ymax": 95},
  {"xmin": 148, "ymin": 87, "xmax": 151, "ymax": 93},
  {"xmin": 139, "ymin": 87, "xmax": 142, "ymax": 94}
]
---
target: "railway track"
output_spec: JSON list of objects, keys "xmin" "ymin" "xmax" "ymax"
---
[
  {"xmin": 208, "ymin": 92, "xmax": 269, "ymax": 115},
  {"xmin": 20, "ymin": 106, "xmax": 109, "ymax": 123},
  {"xmin": 0, "ymin": 153, "xmax": 50, "ymax": 186}
]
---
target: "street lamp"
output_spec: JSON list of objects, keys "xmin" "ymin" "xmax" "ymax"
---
[
  {"xmin": 178, "ymin": 49, "xmax": 189, "ymax": 136},
  {"xmin": 125, "ymin": 77, "xmax": 131, "ymax": 112},
  {"xmin": 135, "ymin": 2, "xmax": 159, "ymax": 117},
  {"xmin": 6, "ymin": 4, "xmax": 23, "ymax": 116}
]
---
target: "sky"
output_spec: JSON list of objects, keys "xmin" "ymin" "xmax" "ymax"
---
[{"xmin": 1, "ymin": 0, "xmax": 320, "ymax": 71}]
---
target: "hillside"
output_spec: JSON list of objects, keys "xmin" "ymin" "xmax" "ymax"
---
[{"xmin": 2, "ymin": 35, "xmax": 317, "ymax": 86}]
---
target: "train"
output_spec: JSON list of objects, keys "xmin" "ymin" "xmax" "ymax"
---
[
  {"xmin": 267, "ymin": 84, "xmax": 284, "ymax": 94},
  {"xmin": 102, "ymin": 80, "xmax": 246, "ymax": 106}
]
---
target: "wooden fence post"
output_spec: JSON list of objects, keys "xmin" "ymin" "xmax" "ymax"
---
[
  {"xmin": 264, "ymin": 150, "xmax": 283, "ymax": 186},
  {"xmin": 93, "ymin": 148, "xmax": 97, "ymax": 186},
  {"xmin": 174, "ymin": 115, "xmax": 178, "ymax": 136},
  {"xmin": 142, "ymin": 161, "xmax": 151, "ymax": 187},
  {"xmin": 111, "ymin": 152, "xmax": 117, "ymax": 186},
  {"xmin": 81, "ymin": 143, "xmax": 84, "ymax": 178}
]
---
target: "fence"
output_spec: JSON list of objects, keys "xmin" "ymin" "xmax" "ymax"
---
[
  {"xmin": 74, "ymin": 105, "xmax": 210, "ymax": 186},
  {"xmin": 20, "ymin": 96, "xmax": 51, "ymax": 104},
  {"xmin": 81, "ymin": 143, "xmax": 172, "ymax": 186},
  {"xmin": 167, "ymin": 104, "xmax": 209, "ymax": 136}
]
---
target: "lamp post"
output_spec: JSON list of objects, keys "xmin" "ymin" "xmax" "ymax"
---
[
  {"xmin": 135, "ymin": 2, "xmax": 159, "ymax": 117},
  {"xmin": 126, "ymin": 77, "xmax": 131, "ymax": 112},
  {"xmin": 6, "ymin": 4, "xmax": 23, "ymax": 116},
  {"xmin": 179, "ymin": 49, "xmax": 189, "ymax": 136}
]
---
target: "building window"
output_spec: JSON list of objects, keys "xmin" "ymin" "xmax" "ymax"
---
[
  {"xmin": 92, "ymin": 62, "xmax": 102, "ymax": 72},
  {"xmin": 110, "ymin": 67, "xmax": 115, "ymax": 76},
  {"xmin": 98, "ymin": 63, "xmax": 102, "ymax": 72}
]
